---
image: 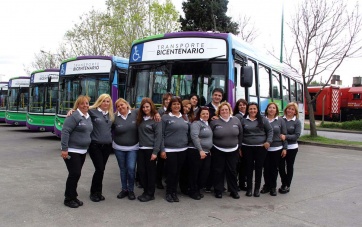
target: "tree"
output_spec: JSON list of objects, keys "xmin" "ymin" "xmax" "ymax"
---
[
  {"xmin": 283, "ymin": 0, "xmax": 362, "ymax": 136},
  {"xmin": 30, "ymin": 50, "xmax": 62, "ymax": 71},
  {"xmin": 179, "ymin": 0, "xmax": 239, "ymax": 34},
  {"xmin": 236, "ymin": 15, "xmax": 258, "ymax": 43}
]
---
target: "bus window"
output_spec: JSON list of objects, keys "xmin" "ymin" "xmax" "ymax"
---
[
  {"xmin": 259, "ymin": 64, "xmax": 270, "ymax": 98},
  {"xmin": 248, "ymin": 60, "xmax": 257, "ymax": 98},
  {"xmin": 272, "ymin": 71, "xmax": 281, "ymax": 100},
  {"xmin": 290, "ymin": 80, "xmax": 296, "ymax": 102},
  {"xmin": 297, "ymin": 82, "xmax": 303, "ymax": 103},
  {"xmin": 282, "ymin": 75, "xmax": 289, "ymax": 103},
  {"xmin": 234, "ymin": 63, "xmax": 246, "ymax": 101}
]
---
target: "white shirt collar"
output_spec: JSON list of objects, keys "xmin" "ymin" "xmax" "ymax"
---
[
  {"xmin": 239, "ymin": 111, "xmax": 245, "ymax": 116},
  {"xmin": 200, "ymin": 119, "xmax": 209, "ymax": 126},
  {"xmin": 246, "ymin": 115, "xmax": 257, "ymax": 121},
  {"xmin": 97, "ymin": 107, "xmax": 108, "ymax": 115},
  {"xmin": 118, "ymin": 109, "xmax": 131, "ymax": 120},
  {"xmin": 220, "ymin": 116, "xmax": 231, "ymax": 122},
  {"xmin": 283, "ymin": 115, "xmax": 296, "ymax": 121},
  {"xmin": 169, "ymin": 112, "xmax": 182, "ymax": 118},
  {"xmin": 267, "ymin": 116, "xmax": 279, "ymax": 122},
  {"xmin": 77, "ymin": 109, "xmax": 89, "ymax": 119},
  {"xmin": 143, "ymin": 116, "xmax": 151, "ymax": 121}
]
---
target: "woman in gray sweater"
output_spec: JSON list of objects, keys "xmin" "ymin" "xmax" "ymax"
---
[{"xmin": 61, "ymin": 95, "xmax": 93, "ymax": 208}]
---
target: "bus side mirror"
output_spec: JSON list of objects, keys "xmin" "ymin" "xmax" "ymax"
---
[{"xmin": 240, "ymin": 66, "xmax": 253, "ymax": 87}]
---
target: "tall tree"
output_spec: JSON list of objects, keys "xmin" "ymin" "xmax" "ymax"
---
[
  {"xmin": 284, "ymin": 0, "xmax": 362, "ymax": 136},
  {"xmin": 180, "ymin": 0, "xmax": 239, "ymax": 34},
  {"xmin": 236, "ymin": 15, "xmax": 258, "ymax": 43}
]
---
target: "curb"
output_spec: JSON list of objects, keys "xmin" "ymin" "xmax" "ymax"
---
[
  {"xmin": 305, "ymin": 128, "xmax": 362, "ymax": 134},
  {"xmin": 299, "ymin": 140, "xmax": 362, "ymax": 151}
]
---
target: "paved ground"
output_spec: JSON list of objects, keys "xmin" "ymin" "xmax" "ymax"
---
[
  {"xmin": 303, "ymin": 129, "xmax": 362, "ymax": 142},
  {"xmin": 1, "ymin": 123, "xmax": 361, "ymax": 227}
]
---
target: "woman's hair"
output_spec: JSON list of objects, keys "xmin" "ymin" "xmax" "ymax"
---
[
  {"xmin": 284, "ymin": 102, "xmax": 299, "ymax": 119},
  {"xmin": 114, "ymin": 98, "xmax": 131, "ymax": 112},
  {"xmin": 166, "ymin": 96, "xmax": 187, "ymax": 120},
  {"xmin": 73, "ymin": 95, "xmax": 91, "ymax": 110},
  {"xmin": 233, "ymin": 98, "xmax": 248, "ymax": 115},
  {"xmin": 182, "ymin": 99, "xmax": 194, "ymax": 122},
  {"xmin": 162, "ymin": 92, "xmax": 173, "ymax": 106},
  {"xmin": 245, "ymin": 102, "xmax": 264, "ymax": 129},
  {"xmin": 89, "ymin": 94, "xmax": 115, "ymax": 122},
  {"xmin": 194, "ymin": 106, "xmax": 210, "ymax": 121},
  {"xmin": 136, "ymin": 97, "xmax": 158, "ymax": 125},
  {"xmin": 264, "ymin": 102, "xmax": 279, "ymax": 118},
  {"xmin": 189, "ymin": 93, "xmax": 200, "ymax": 107},
  {"xmin": 215, "ymin": 101, "xmax": 233, "ymax": 116}
]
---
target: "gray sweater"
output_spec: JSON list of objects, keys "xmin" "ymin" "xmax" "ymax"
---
[
  {"xmin": 284, "ymin": 117, "xmax": 301, "ymax": 145},
  {"xmin": 190, "ymin": 120, "xmax": 213, "ymax": 153},
  {"xmin": 61, "ymin": 111, "xmax": 93, "ymax": 151},
  {"xmin": 210, "ymin": 117, "xmax": 243, "ymax": 149},
  {"xmin": 241, "ymin": 117, "xmax": 273, "ymax": 145},
  {"xmin": 138, "ymin": 119, "xmax": 162, "ymax": 155},
  {"xmin": 89, "ymin": 109, "xmax": 112, "ymax": 144},
  {"xmin": 113, "ymin": 109, "xmax": 139, "ymax": 146},
  {"xmin": 161, "ymin": 114, "xmax": 189, "ymax": 150},
  {"xmin": 268, "ymin": 117, "xmax": 288, "ymax": 150}
]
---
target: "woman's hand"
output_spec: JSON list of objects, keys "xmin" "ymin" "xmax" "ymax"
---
[
  {"xmin": 150, "ymin": 154, "xmax": 157, "ymax": 161},
  {"xmin": 280, "ymin": 134, "xmax": 286, "ymax": 141},
  {"xmin": 281, "ymin": 149, "xmax": 287, "ymax": 158},
  {"xmin": 263, "ymin": 142, "xmax": 270, "ymax": 149},
  {"xmin": 66, "ymin": 109, "xmax": 74, "ymax": 117},
  {"xmin": 154, "ymin": 113, "xmax": 161, "ymax": 122},
  {"xmin": 200, "ymin": 151, "xmax": 207, "ymax": 160},
  {"xmin": 160, "ymin": 151, "xmax": 167, "ymax": 159},
  {"xmin": 61, "ymin": 151, "xmax": 69, "ymax": 159},
  {"xmin": 239, "ymin": 149, "xmax": 242, "ymax": 157}
]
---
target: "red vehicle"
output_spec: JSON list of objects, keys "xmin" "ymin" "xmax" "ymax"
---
[
  {"xmin": 305, "ymin": 86, "xmax": 341, "ymax": 121},
  {"xmin": 306, "ymin": 86, "xmax": 362, "ymax": 121}
]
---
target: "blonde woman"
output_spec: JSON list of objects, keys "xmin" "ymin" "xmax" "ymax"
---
[{"xmin": 279, "ymin": 102, "xmax": 301, "ymax": 194}]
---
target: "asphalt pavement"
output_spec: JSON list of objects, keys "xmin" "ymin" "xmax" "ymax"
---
[{"xmin": 1, "ymin": 123, "xmax": 362, "ymax": 227}]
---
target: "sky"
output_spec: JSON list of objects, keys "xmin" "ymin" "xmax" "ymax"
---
[{"xmin": 0, "ymin": 0, "xmax": 360, "ymax": 86}]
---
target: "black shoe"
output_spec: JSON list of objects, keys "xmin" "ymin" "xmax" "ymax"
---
[
  {"xmin": 253, "ymin": 188, "xmax": 260, "ymax": 197},
  {"xmin": 270, "ymin": 188, "xmax": 277, "ymax": 196},
  {"xmin": 245, "ymin": 189, "xmax": 252, "ymax": 197},
  {"xmin": 64, "ymin": 199, "xmax": 79, "ymax": 208},
  {"xmin": 260, "ymin": 185, "xmax": 270, "ymax": 194},
  {"xmin": 278, "ymin": 185, "xmax": 289, "ymax": 194},
  {"xmin": 74, "ymin": 198, "xmax": 83, "ymax": 206},
  {"xmin": 204, "ymin": 187, "xmax": 211, "ymax": 193},
  {"xmin": 156, "ymin": 182, "xmax": 164, "ymax": 189},
  {"xmin": 138, "ymin": 194, "xmax": 155, "ymax": 202},
  {"xmin": 171, "ymin": 193, "xmax": 179, "ymax": 202},
  {"xmin": 230, "ymin": 192, "xmax": 240, "ymax": 199},
  {"xmin": 97, "ymin": 193, "xmax": 105, "ymax": 201},
  {"xmin": 215, "ymin": 192, "xmax": 222, "ymax": 198},
  {"xmin": 128, "ymin": 191, "xmax": 136, "ymax": 200},
  {"xmin": 165, "ymin": 194, "xmax": 173, "ymax": 202},
  {"xmin": 189, "ymin": 193, "xmax": 201, "ymax": 200},
  {"xmin": 89, "ymin": 193, "xmax": 100, "ymax": 202},
  {"xmin": 117, "ymin": 190, "xmax": 128, "ymax": 199}
]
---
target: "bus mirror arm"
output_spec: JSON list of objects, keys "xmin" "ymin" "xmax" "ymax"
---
[{"xmin": 240, "ymin": 66, "xmax": 253, "ymax": 88}]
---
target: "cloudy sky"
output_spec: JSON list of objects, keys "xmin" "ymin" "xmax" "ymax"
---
[{"xmin": 0, "ymin": 0, "xmax": 360, "ymax": 86}]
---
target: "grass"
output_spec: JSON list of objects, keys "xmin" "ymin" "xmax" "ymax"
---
[
  {"xmin": 304, "ymin": 120, "xmax": 362, "ymax": 131},
  {"xmin": 299, "ymin": 135, "xmax": 362, "ymax": 147}
]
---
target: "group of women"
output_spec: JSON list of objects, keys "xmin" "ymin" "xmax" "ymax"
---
[{"xmin": 60, "ymin": 91, "xmax": 301, "ymax": 208}]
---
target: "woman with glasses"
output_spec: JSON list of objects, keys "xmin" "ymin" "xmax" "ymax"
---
[
  {"xmin": 233, "ymin": 99, "xmax": 248, "ymax": 191},
  {"xmin": 240, "ymin": 102, "xmax": 273, "ymax": 197},
  {"xmin": 260, "ymin": 102, "xmax": 287, "ymax": 196},
  {"xmin": 136, "ymin": 98, "xmax": 162, "ymax": 202},
  {"xmin": 61, "ymin": 95, "xmax": 93, "ymax": 208},
  {"xmin": 113, "ymin": 98, "xmax": 139, "ymax": 201},
  {"xmin": 210, "ymin": 102, "xmax": 243, "ymax": 199},
  {"xmin": 188, "ymin": 106, "xmax": 213, "ymax": 200},
  {"xmin": 160, "ymin": 96, "xmax": 189, "ymax": 203},
  {"xmin": 278, "ymin": 102, "xmax": 301, "ymax": 194}
]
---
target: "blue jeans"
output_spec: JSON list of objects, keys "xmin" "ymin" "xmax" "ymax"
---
[{"xmin": 114, "ymin": 149, "xmax": 138, "ymax": 191}]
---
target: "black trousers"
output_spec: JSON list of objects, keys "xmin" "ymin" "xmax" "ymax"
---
[
  {"xmin": 156, "ymin": 153, "xmax": 165, "ymax": 184},
  {"xmin": 188, "ymin": 148, "xmax": 211, "ymax": 195},
  {"xmin": 137, "ymin": 149, "xmax": 157, "ymax": 196},
  {"xmin": 64, "ymin": 152, "xmax": 86, "ymax": 199},
  {"xmin": 242, "ymin": 145, "xmax": 267, "ymax": 190},
  {"xmin": 279, "ymin": 148, "xmax": 298, "ymax": 187},
  {"xmin": 88, "ymin": 142, "xmax": 112, "ymax": 194},
  {"xmin": 211, "ymin": 147, "xmax": 239, "ymax": 194},
  {"xmin": 263, "ymin": 150, "xmax": 282, "ymax": 189},
  {"xmin": 165, "ymin": 151, "xmax": 187, "ymax": 194},
  {"xmin": 238, "ymin": 156, "xmax": 247, "ymax": 188}
]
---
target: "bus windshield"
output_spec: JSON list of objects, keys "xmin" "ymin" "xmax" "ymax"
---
[
  {"xmin": 127, "ymin": 61, "xmax": 226, "ymax": 108},
  {"xmin": 58, "ymin": 74, "xmax": 109, "ymax": 115},
  {"xmin": 8, "ymin": 88, "xmax": 29, "ymax": 112},
  {"xmin": 29, "ymin": 83, "xmax": 59, "ymax": 114}
]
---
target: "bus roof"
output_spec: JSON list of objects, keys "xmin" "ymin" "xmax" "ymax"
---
[
  {"xmin": 30, "ymin": 68, "xmax": 60, "ymax": 75},
  {"xmin": 61, "ymin": 55, "xmax": 129, "ymax": 64},
  {"xmin": 9, "ymin": 76, "xmax": 30, "ymax": 80}
]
